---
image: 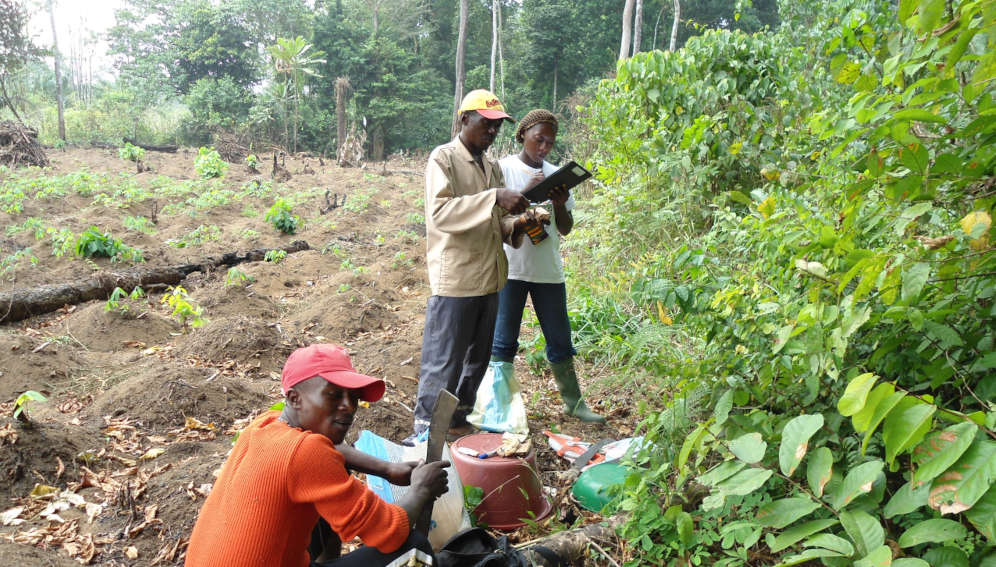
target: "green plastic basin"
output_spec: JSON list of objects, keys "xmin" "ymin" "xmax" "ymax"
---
[{"xmin": 571, "ymin": 461, "xmax": 630, "ymax": 512}]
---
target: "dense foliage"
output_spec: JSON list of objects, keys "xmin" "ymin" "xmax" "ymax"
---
[
  {"xmin": 3, "ymin": 0, "xmax": 779, "ymax": 155},
  {"xmin": 573, "ymin": 0, "xmax": 995, "ymax": 565}
]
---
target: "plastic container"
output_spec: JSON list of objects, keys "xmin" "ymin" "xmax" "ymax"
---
[
  {"xmin": 571, "ymin": 461, "xmax": 630, "ymax": 512},
  {"xmin": 450, "ymin": 433, "xmax": 552, "ymax": 529}
]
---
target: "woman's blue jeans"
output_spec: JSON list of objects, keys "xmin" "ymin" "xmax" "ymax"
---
[{"xmin": 491, "ymin": 279, "xmax": 577, "ymax": 364}]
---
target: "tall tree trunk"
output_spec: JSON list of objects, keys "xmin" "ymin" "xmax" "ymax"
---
[
  {"xmin": 489, "ymin": 0, "xmax": 498, "ymax": 93},
  {"xmin": 670, "ymin": 0, "xmax": 681, "ymax": 52},
  {"xmin": 451, "ymin": 0, "xmax": 468, "ymax": 137},
  {"xmin": 335, "ymin": 77, "xmax": 350, "ymax": 157},
  {"xmin": 632, "ymin": 0, "xmax": 643, "ymax": 55},
  {"xmin": 48, "ymin": 0, "xmax": 66, "ymax": 141},
  {"xmin": 497, "ymin": 5, "xmax": 505, "ymax": 99},
  {"xmin": 619, "ymin": 0, "xmax": 635, "ymax": 60},
  {"xmin": 552, "ymin": 59, "xmax": 557, "ymax": 110}
]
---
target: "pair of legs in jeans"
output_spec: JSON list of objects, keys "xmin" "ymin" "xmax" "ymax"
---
[{"xmin": 492, "ymin": 280, "xmax": 575, "ymax": 364}]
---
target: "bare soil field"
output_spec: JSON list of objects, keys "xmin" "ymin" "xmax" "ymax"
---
[{"xmin": 0, "ymin": 147, "xmax": 639, "ymax": 565}]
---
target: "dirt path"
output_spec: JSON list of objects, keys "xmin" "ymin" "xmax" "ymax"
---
[{"xmin": 0, "ymin": 148, "xmax": 634, "ymax": 565}]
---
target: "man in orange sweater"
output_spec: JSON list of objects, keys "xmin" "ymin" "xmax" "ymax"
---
[{"xmin": 186, "ymin": 344, "xmax": 450, "ymax": 567}]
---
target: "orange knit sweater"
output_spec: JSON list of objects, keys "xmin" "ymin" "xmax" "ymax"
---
[{"xmin": 185, "ymin": 411, "xmax": 409, "ymax": 567}]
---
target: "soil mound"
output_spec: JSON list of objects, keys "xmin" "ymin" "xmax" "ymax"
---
[
  {"xmin": 0, "ymin": 333, "xmax": 80, "ymax": 400},
  {"xmin": 0, "ymin": 420, "xmax": 98, "ymax": 496},
  {"xmin": 82, "ymin": 361, "xmax": 270, "ymax": 431},
  {"xmin": 173, "ymin": 314, "xmax": 288, "ymax": 372},
  {"xmin": 61, "ymin": 303, "xmax": 179, "ymax": 352}
]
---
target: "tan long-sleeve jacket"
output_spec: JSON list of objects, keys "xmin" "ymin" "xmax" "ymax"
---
[{"xmin": 424, "ymin": 137, "xmax": 521, "ymax": 297}]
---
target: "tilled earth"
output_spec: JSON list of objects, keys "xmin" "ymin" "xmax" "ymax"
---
[{"xmin": 0, "ymin": 147, "xmax": 641, "ymax": 565}]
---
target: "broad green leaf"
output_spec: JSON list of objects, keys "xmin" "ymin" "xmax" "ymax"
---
[
  {"xmin": 776, "ymin": 548, "xmax": 847, "ymax": 567},
  {"xmin": 883, "ymin": 398, "xmax": 936, "ymax": 464},
  {"xmin": 898, "ymin": 0, "xmax": 916, "ymax": 23},
  {"xmin": 893, "ymin": 108, "xmax": 946, "ymax": 124},
  {"xmin": 675, "ymin": 510, "xmax": 694, "ymax": 547},
  {"xmin": 714, "ymin": 389, "xmax": 734, "ymax": 425},
  {"xmin": 884, "ymin": 480, "xmax": 930, "ymax": 518},
  {"xmin": 853, "ymin": 383, "xmax": 895, "ymax": 433},
  {"xmin": 901, "ymin": 262, "xmax": 930, "ymax": 302},
  {"xmin": 780, "ymin": 414, "xmax": 825, "ymax": 476},
  {"xmin": 840, "ymin": 509, "xmax": 885, "ymax": 558},
  {"xmin": 807, "ymin": 447, "xmax": 834, "ymax": 497},
  {"xmin": 912, "ymin": 422, "xmax": 979, "ymax": 486},
  {"xmin": 768, "ymin": 519, "xmax": 839, "ymax": 553},
  {"xmin": 839, "ymin": 373, "xmax": 878, "ymax": 416},
  {"xmin": 756, "ymin": 496, "xmax": 821, "ymax": 529},
  {"xmin": 917, "ymin": 0, "xmax": 945, "ymax": 33},
  {"xmin": 898, "ymin": 519, "xmax": 967, "ymax": 548},
  {"xmin": 699, "ymin": 461, "xmax": 746, "ymax": 486},
  {"xmin": 716, "ymin": 467, "xmax": 773, "ymax": 496},
  {"xmin": 854, "ymin": 544, "xmax": 893, "ymax": 567},
  {"xmin": 964, "ymin": 483, "xmax": 996, "ymax": 542},
  {"xmin": 730, "ymin": 432, "xmax": 767, "ymax": 464},
  {"xmin": 893, "ymin": 560, "xmax": 929, "ymax": 567},
  {"xmin": 841, "ymin": 306, "xmax": 871, "ymax": 339},
  {"xmin": 928, "ymin": 438, "xmax": 996, "ymax": 514},
  {"xmin": 922, "ymin": 320, "xmax": 964, "ymax": 348},
  {"xmin": 677, "ymin": 423, "xmax": 708, "ymax": 471},
  {"xmin": 893, "ymin": 203, "xmax": 932, "ymax": 236},
  {"xmin": 833, "ymin": 460, "xmax": 884, "ymax": 510},
  {"xmin": 803, "ymin": 533, "xmax": 854, "ymax": 556},
  {"xmin": 728, "ymin": 191, "xmax": 752, "ymax": 206},
  {"xmin": 971, "ymin": 352, "xmax": 996, "ymax": 372},
  {"xmin": 922, "ymin": 546, "xmax": 970, "ymax": 567},
  {"xmin": 862, "ymin": 391, "xmax": 907, "ymax": 454}
]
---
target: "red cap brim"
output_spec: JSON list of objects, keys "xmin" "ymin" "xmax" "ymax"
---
[
  {"xmin": 476, "ymin": 109, "xmax": 513, "ymax": 121},
  {"xmin": 318, "ymin": 370, "xmax": 386, "ymax": 402}
]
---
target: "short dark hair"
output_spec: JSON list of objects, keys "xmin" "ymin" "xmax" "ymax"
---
[{"xmin": 515, "ymin": 109, "xmax": 558, "ymax": 144}]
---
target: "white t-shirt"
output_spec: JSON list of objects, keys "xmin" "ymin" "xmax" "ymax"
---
[{"xmin": 499, "ymin": 155, "xmax": 576, "ymax": 284}]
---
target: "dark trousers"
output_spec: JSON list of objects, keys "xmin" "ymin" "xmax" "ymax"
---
[
  {"xmin": 309, "ymin": 520, "xmax": 434, "ymax": 566},
  {"xmin": 492, "ymin": 280, "xmax": 577, "ymax": 364},
  {"xmin": 413, "ymin": 294, "xmax": 498, "ymax": 434}
]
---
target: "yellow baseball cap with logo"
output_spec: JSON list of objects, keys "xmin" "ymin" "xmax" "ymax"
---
[{"xmin": 458, "ymin": 89, "xmax": 513, "ymax": 121}]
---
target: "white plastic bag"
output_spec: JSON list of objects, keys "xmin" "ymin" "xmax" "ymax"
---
[
  {"xmin": 354, "ymin": 430, "xmax": 471, "ymax": 550},
  {"xmin": 467, "ymin": 360, "xmax": 529, "ymax": 435}
]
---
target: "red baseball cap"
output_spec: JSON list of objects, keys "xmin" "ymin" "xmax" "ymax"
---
[{"xmin": 281, "ymin": 344, "xmax": 385, "ymax": 402}]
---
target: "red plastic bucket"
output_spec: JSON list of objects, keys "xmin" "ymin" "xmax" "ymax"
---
[{"xmin": 450, "ymin": 433, "xmax": 552, "ymax": 529}]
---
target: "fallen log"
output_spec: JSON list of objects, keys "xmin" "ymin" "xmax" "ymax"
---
[
  {"xmin": 123, "ymin": 137, "xmax": 179, "ymax": 153},
  {"xmin": 518, "ymin": 515, "xmax": 625, "ymax": 566},
  {"xmin": 0, "ymin": 241, "xmax": 310, "ymax": 324}
]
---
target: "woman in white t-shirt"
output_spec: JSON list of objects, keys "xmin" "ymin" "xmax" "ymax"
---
[{"xmin": 491, "ymin": 109, "xmax": 605, "ymax": 423}]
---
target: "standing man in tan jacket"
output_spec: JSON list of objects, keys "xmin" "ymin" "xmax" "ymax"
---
[{"xmin": 404, "ymin": 89, "xmax": 531, "ymax": 445}]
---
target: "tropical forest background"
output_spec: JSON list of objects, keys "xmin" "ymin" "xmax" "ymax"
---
[{"xmin": 1, "ymin": 0, "xmax": 995, "ymax": 565}]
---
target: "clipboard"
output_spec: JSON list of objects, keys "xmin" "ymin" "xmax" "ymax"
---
[{"xmin": 521, "ymin": 160, "xmax": 592, "ymax": 203}]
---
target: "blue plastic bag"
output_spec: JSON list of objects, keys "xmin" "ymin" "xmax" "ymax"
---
[{"xmin": 468, "ymin": 361, "xmax": 529, "ymax": 434}]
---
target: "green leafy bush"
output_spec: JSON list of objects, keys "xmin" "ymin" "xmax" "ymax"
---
[
  {"xmin": 264, "ymin": 198, "xmax": 299, "ymax": 234},
  {"xmin": 13, "ymin": 390, "xmax": 47, "ymax": 423},
  {"xmin": 194, "ymin": 146, "xmax": 227, "ymax": 179},
  {"xmin": 160, "ymin": 286, "xmax": 206, "ymax": 330},
  {"xmin": 118, "ymin": 142, "xmax": 146, "ymax": 162},
  {"xmin": 225, "ymin": 267, "xmax": 254, "ymax": 287},
  {"xmin": 575, "ymin": 1, "xmax": 996, "ymax": 565},
  {"xmin": 74, "ymin": 226, "xmax": 144, "ymax": 262},
  {"xmin": 264, "ymin": 249, "xmax": 287, "ymax": 263}
]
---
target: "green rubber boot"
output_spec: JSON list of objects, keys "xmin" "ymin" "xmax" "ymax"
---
[{"xmin": 550, "ymin": 358, "xmax": 606, "ymax": 423}]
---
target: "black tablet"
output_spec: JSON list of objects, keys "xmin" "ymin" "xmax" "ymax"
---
[{"xmin": 521, "ymin": 160, "xmax": 592, "ymax": 203}]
